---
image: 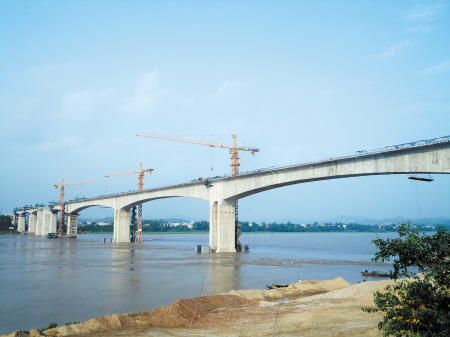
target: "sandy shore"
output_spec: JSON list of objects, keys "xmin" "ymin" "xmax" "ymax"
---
[{"xmin": 3, "ymin": 277, "xmax": 393, "ymax": 337}]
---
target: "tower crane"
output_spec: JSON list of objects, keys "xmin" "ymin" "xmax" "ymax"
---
[
  {"xmin": 135, "ymin": 132, "xmax": 259, "ymax": 175},
  {"xmin": 136, "ymin": 132, "xmax": 259, "ymax": 251},
  {"xmin": 104, "ymin": 163, "xmax": 153, "ymax": 243},
  {"xmin": 54, "ymin": 179, "xmax": 95, "ymax": 238}
]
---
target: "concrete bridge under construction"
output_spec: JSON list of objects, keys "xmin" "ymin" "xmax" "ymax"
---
[{"xmin": 13, "ymin": 136, "xmax": 450, "ymax": 252}]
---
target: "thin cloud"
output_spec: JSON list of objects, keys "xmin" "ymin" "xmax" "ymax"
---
[
  {"xmin": 372, "ymin": 40, "xmax": 415, "ymax": 60},
  {"xmin": 403, "ymin": 2, "xmax": 446, "ymax": 32},
  {"xmin": 419, "ymin": 61, "xmax": 450, "ymax": 75},
  {"xmin": 212, "ymin": 81, "xmax": 240, "ymax": 99},
  {"xmin": 125, "ymin": 70, "xmax": 162, "ymax": 112},
  {"xmin": 404, "ymin": 2, "xmax": 445, "ymax": 22},
  {"xmin": 60, "ymin": 88, "xmax": 111, "ymax": 119}
]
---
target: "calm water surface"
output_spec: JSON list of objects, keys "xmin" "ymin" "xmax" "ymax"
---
[{"xmin": 0, "ymin": 232, "xmax": 394, "ymax": 334}]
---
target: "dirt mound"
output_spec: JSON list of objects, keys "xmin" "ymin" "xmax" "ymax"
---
[
  {"xmin": 42, "ymin": 294, "xmax": 256, "ymax": 336},
  {"xmin": 227, "ymin": 277, "xmax": 351, "ymax": 301}
]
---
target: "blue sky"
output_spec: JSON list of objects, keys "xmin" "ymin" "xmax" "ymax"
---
[{"xmin": 1, "ymin": 0, "xmax": 449, "ymax": 223}]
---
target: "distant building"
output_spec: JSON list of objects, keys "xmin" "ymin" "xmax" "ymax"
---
[
  {"xmin": 97, "ymin": 222, "xmax": 111, "ymax": 226},
  {"xmin": 171, "ymin": 222, "xmax": 181, "ymax": 227},
  {"xmin": 182, "ymin": 221, "xmax": 194, "ymax": 228}
]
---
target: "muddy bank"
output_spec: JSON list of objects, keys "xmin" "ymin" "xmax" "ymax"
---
[
  {"xmin": 226, "ymin": 277, "xmax": 351, "ymax": 301},
  {"xmin": 3, "ymin": 277, "xmax": 393, "ymax": 337}
]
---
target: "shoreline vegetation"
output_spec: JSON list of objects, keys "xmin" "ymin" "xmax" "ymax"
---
[{"xmin": 76, "ymin": 219, "xmax": 447, "ymax": 235}]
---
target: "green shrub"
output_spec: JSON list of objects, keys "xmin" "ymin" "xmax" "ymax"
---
[
  {"xmin": 39, "ymin": 322, "xmax": 57, "ymax": 331},
  {"xmin": 65, "ymin": 321, "xmax": 80, "ymax": 325},
  {"xmin": 363, "ymin": 222, "xmax": 450, "ymax": 336}
]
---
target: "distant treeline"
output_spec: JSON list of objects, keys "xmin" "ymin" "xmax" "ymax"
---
[
  {"xmin": 239, "ymin": 222, "xmax": 443, "ymax": 233},
  {"xmin": 79, "ymin": 220, "xmax": 209, "ymax": 233},
  {"xmin": 78, "ymin": 219, "xmax": 446, "ymax": 233}
]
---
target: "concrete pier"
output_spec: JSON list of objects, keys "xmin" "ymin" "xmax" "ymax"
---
[
  {"xmin": 17, "ymin": 213, "xmax": 26, "ymax": 232},
  {"xmin": 41, "ymin": 209, "xmax": 52, "ymax": 236},
  {"xmin": 113, "ymin": 208, "xmax": 131, "ymax": 243},
  {"xmin": 28, "ymin": 213, "xmax": 37, "ymax": 234},
  {"xmin": 210, "ymin": 200, "xmax": 236, "ymax": 252},
  {"xmin": 36, "ymin": 210, "xmax": 44, "ymax": 235}
]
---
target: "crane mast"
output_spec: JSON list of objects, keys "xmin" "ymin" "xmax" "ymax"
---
[
  {"xmin": 105, "ymin": 163, "xmax": 153, "ymax": 242},
  {"xmin": 136, "ymin": 132, "xmax": 259, "ymax": 251},
  {"xmin": 54, "ymin": 179, "xmax": 95, "ymax": 238},
  {"xmin": 136, "ymin": 132, "xmax": 258, "ymax": 176}
]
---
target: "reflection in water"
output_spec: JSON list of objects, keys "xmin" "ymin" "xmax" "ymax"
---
[
  {"xmin": 112, "ymin": 244, "xmax": 141, "ymax": 272},
  {"xmin": 111, "ymin": 244, "xmax": 142, "ymax": 295},
  {"xmin": 205, "ymin": 253, "xmax": 241, "ymax": 295}
]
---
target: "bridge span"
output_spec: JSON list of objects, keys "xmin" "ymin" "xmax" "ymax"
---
[{"xmin": 14, "ymin": 136, "xmax": 450, "ymax": 252}]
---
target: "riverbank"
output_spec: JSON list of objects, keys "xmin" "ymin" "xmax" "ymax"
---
[{"xmin": 3, "ymin": 277, "xmax": 392, "ymax": 337}]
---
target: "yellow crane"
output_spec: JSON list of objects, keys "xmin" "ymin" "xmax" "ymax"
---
[
  {"xmin": 104, "ymin": 163, "xmax": 153, "ymax": 243},
  {"xmin": 135, "ymin": 132, "xmax": 259, "ymax": 175},
  {"xmin": 54, "ymin": 179, "xmax": 95, "ymax": 238},
  {"xmin": 136, "ymin": 132, "xmax": 259, "ymax": 251}
]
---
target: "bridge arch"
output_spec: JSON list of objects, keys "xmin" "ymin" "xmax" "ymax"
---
[
  {"xmin": 69, "ymin": 204, "xmax": 114, "ymax": 214},
  {"xmin": 217, "ymin": 144, "xmax": 450, "ymax": 202},
  {"xmin": 61, "ymin": 139, "xmax": 449, "ymax": 249}
]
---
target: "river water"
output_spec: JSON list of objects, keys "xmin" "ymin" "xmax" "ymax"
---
[{"xmin": 0, "ymin": 232, "xmax": 395, "ymax": 334}]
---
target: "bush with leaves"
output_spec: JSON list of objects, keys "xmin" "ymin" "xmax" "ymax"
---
[
  {"xmin": 39, "ymin": 322, "xmax": 57, "ymax": 332},
  {"xmin": 363, "ymin": 221, "xmax": 450, "ymax": 336}
]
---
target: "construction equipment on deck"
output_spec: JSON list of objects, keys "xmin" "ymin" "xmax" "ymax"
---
[
  {"xmin": 136, "ymin": 132, "xmax": 259, "ymax": 251},
  {"xmin": 104, "ymin": 163, "xmax": 153, "ymax": 243},
  {"xmin": 54, "ymin": 179, "xmax": 95, "ymax": 238},
  {"xmin": 408, "ymin": 175, "xmax": 434, "ymax": 182}
]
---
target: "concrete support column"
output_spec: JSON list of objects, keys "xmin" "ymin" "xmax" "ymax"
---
[
  {"xmin": 18, "ymin": 214, "xmax": 26, "ymax": 232},
  {"xmin": 66, "ymin": 213, "xmax": 79, "ymax": 237},
  {"xmin": 209, "ymin": 201, "xmax": 218, "ymax": 252},
  {"xmin": 49, "ymin": 211, "xmax": 58, "ymax": 234},
  {"xmin": 113, "ymin": 208, "xmax": 130, "ymax": 243},
  {"xmin": 42, "ymin": 210, "xmax": 52, "ymax": 236},
  {"xmin": 28, "ymin": 213, "xmax": 37, "ymax": 234},
  {"xmin": 36, "ymin": 210, "xmax": 44, "ymax": 236},
  {"xmin": 215, "ymin": 199, "xmax": 236, "ymax": 253}
]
